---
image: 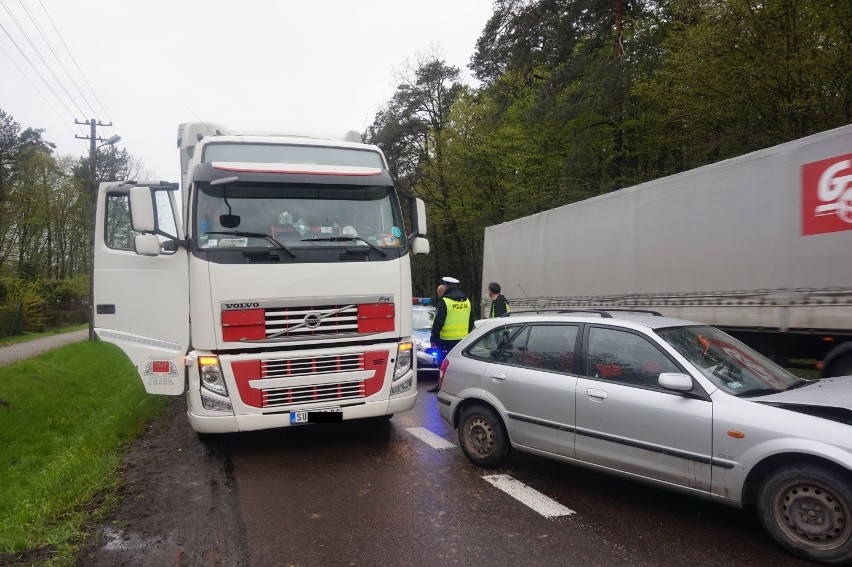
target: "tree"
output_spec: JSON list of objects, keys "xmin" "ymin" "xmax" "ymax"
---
[
  {"xmin": 631, "ymin": 0, "xmax": 852, "ymax": 175},
  {"xmin": 366, "ymin": 52, "xmax": 469, "ymax": 296}
]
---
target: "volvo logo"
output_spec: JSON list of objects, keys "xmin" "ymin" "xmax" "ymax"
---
[
  {"xmin": 224, "ymin": 302, "xmax": 260, "ymax": 309},
  {"xmin": 304, "ymin": 312, "xmax": 323, "ymax": 329}
]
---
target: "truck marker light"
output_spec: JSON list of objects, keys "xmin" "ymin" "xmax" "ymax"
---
[{"xmin": 727, "ymin": 430, "xmax": 745, "ymax": 439}]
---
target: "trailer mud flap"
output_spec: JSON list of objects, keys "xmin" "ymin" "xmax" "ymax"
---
[{"xmin": 96, "ymin": 328, "xmax": 187, "ymax": 395}]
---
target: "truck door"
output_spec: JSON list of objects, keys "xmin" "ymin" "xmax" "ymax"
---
[{"xmin": 93, "ymin": 182, "xmax": 189, "ymax": 395}]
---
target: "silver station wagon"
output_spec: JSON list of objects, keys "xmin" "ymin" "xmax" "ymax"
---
[{"xmin": 437, "ymin": 310, "xmax": 852, "ymax": 565}]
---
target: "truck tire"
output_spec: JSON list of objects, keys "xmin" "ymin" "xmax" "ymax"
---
[
  {"xmin": 458, "ymin": 404, "xmax": 509, "ymax": 468},
  {"xmin": 757, "ymin": 463, "xmax": 852, "ymax": 565}
]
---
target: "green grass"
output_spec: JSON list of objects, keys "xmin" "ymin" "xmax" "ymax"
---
[
  {"xmin": 0, "ymin": 324, "xmax": 87, "ymax": 347},
  {"xmin": 0, "ymin": 340, "xmax": 168, "ymax": 565}
]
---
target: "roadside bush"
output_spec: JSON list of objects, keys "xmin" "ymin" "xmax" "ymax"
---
[{"xmin": 0, "ymin": 276, "xmax": 88, "ymax": 335}]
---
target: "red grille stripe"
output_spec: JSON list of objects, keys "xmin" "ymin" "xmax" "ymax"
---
[
  {"xmin": 222, "ymin": 308, "xmax": 266, "ymax": 341},
  {"xmin": 357, "ymin": 303, "xmax": 395, "ymax": 333}
]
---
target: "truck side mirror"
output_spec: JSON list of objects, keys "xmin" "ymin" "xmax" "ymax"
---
[
  {"xmin": 134, "ymin": 234, "xmax": 162, "ymax": 256},
  {"xmin": 411, "ymin": 237, "xmax": 430, "ymax": 255},
  {"xmin": 414, "ymin": 198, "xmax": 427, "ymax": 236},
  {"xmin": 129, "ymin": 186, "xmax": 157, "ymax": 233}
]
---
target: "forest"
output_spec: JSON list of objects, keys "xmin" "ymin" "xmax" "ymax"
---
[{"xmin": 1, "ymin": 0, "xmax": 849, "ymax": 333}]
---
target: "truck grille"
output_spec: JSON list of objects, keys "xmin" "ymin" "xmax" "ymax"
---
[
  {"xmin": 230, "ymin": 351, "xmax": 389, "ymax": 409},
  {"xmin": 265, "ymin": 305, "xmax": 359, "ymax": 338},
  {"xmin": 263, "ymin": 381, "xmax": 365, "ymax": 406},
  {"xmin": 221, "ymin": 302, "xmax": 395, "ymax": 342}
]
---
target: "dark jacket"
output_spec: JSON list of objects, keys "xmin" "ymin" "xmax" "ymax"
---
[
  {"xmin": 430, "ymin": 288, "xmax": 476, "ymax": 344},
  {"xmin": 490, "ymin": 294, "xmax": 509, "ymax": 317}
]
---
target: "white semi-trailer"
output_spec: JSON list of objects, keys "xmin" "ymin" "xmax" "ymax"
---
[
  {"xmin": 94, "ymin": 121, "xmax": 430, "ymax": 433},
  {"xmin": 482, "ymin": 124, "xmax": 852, "ymax": 377}
]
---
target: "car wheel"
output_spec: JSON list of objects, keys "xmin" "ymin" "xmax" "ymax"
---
[
  {"xmin": 758, "ymin": 464, "xmax": 852, "ymax": 565},
  {"xmin": 458, "ymin": 405, "xmax": 509, "ymax": 468}
]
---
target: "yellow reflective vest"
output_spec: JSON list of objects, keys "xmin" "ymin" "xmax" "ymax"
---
[{"xmin": 439, "ymin": 297, "xmax": 471, "ymax": 340}]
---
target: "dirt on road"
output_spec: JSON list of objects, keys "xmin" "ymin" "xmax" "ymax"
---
[{"xmin": 75, "ymin": 397, "xmax": 249, "ymax": 567}]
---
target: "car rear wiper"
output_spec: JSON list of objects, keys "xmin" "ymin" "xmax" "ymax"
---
[
  {"xmin": 205, "ymin": 231, "xmax": 296, "ymax": 257},
  {"xmin": 301, "ymin": 236, "xmax": 387, "ymax": 257}
]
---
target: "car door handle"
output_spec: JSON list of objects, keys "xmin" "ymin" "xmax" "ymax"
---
[
  {"xmin": 490, "ymin": 371, "xmax": 507, "ymax": 381},
  {"xmin": 585, "ymin": 388, "xmax": 608, "ymax": 401}
]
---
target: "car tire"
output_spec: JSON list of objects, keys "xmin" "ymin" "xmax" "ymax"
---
[
  {"xmin": 757, "ymin": 463, "xmax": 852, "ymax": 565},
  {"xmin": 458, "ymin": 404, "xmax": 509, "ymax": 468}
]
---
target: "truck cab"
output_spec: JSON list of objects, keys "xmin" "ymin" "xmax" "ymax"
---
[{"xmin": 94, "ymin": 122, "xmax": 429, "ymax": 433}]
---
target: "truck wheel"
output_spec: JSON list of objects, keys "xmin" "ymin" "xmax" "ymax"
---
[
  {"xmin": 758, "ymin": 464, "xmax": 852, "ymax": 565},
  {"xmin": 458, "ymin": 405, "xmax": 509, "ymax": 468}
]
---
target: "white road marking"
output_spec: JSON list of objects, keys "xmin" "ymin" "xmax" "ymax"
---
[
  {"xmin": 405, "ymin": 427, "xmax": 457, "ymax": 449},
  {"xmin": 483, "ymin": 474, "xmax": 576, "ymax": 518}
]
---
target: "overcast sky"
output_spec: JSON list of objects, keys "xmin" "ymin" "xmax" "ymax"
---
[{"xmin": 1, "ymin": 0, "xmax": 495, "ymax": 181}]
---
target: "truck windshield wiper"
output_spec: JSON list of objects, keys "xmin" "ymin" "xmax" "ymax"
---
[
  {"xmin": 205, "ymin": 231, "xmax": 296, "ymax": 257},
  {"xmin": 301, "ymin": 236, "xmax": 387, "ymax": 257}
]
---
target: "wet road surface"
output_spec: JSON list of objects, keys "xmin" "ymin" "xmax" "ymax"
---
[{"xmin": 224, "ymin": 375, "xmax": 817, "ymax": 567}]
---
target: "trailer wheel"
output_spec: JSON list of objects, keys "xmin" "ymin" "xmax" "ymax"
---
[
  {"xmin": 458, "ymin": 405, "xmax": 509, "ymax": 468},
  {"xmin": 758, "ymin": 463, "xmax": 852, "ymax": 565},
  {"xmin": 831, "ymin": 353, "xmax": 852, "ymax": 378}
]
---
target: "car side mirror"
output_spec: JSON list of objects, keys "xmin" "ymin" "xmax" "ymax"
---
[{"xmin": 659, "ymin": 372, "xmax": 693, "ymax": 391}]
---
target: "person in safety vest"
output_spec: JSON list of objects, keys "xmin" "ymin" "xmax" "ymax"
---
[
  {"xmin": 428, "ymin": 276, "xmax": 476, "ymax": 393},
  {"xmin": 487, "ymin": 282, "xmax": 510, "ymax": 318}
]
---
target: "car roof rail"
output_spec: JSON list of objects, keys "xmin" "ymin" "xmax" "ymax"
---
[
  {"xmin": 595, "ymin": 308, "xmax": 663, "ymax": 317},
  {"xmin": 499, "ymin": 308, "xmax": 614, "ymax": 318},
  {"xmin": 498, "ymin": 308, "xmax": 663, "ymax": 318}
]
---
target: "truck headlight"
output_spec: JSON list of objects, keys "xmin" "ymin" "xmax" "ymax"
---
[
  {"xmin": 198, "ymin": 356, "xmax": 228, "ymax": 396},
  {"xmin": 394, "ymin": 342, "xmax": 413, "ymax": 380}
]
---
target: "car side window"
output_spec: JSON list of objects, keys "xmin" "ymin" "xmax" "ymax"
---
[
  {"xmin": 586, "ymin": 327, "xmax": 680, "ymax": 389},
  {"xmin": 494, "ymin": 324, "xmax": 579, "ymax": 373},
  {"xmin": 466, "ymin": 324, "xmax": 521, "ymax": 361}
]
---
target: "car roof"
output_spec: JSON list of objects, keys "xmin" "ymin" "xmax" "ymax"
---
[{"xmin": 481, "ymin": 310, "xmax": 700, "ymax": 331}]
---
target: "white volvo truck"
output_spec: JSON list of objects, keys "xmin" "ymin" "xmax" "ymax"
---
[{"xmin": 94, "ymin": 122, "xmax": 429, "ymax": 433}]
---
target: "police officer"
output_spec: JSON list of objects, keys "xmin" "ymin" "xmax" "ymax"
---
[{"xmin": 428, "ymin": 276, "xmax": 476, "ymax": 393}]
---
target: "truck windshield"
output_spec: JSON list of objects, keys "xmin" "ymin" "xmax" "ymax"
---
[
  {"xmin": 195, "ymin": 183, "xmax": 405, "ymax": 250},
  {"xmin": 203, "ymin": 142, "xmax": 385, "ymax": 169},
  {"xmin": 656, "ymin": 325, "xmax": 803, "ymax": 396}
]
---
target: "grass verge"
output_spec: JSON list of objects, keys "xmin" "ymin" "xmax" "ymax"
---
[{"xmin": 0, "ymin": 340, "xmax": 169, "ymax": 566}]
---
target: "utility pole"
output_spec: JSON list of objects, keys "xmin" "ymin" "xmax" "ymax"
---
[{"xmin": 76, "ymin": 119, "xmax": 119, "ymax": 341}]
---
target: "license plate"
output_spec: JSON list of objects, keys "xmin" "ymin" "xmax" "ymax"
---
[{"xmin": 290, "ymin": 407, "xmax": 342, "ymax": 424}]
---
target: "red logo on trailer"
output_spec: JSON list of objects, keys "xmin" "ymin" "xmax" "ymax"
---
[
  {"xmin": 802, "ymin": 153, "xmax": 852, "ymax": 236},
  {"xmin": 151, "ymin": 361, "xmax": 171, "ymax": 373}
]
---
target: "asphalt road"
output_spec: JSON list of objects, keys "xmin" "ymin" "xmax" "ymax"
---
[
  {"xmin": 75, "ymin": 369, "xmax": 818, "ymax": 567},
  {"xmin": 0, "ymin": 329, "xmax": 88, "ymax": 366}
]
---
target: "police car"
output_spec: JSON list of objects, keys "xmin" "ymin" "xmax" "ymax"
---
[{"xmin": 412, "ymin": 298, "xmax": 439, "ymax": 372}]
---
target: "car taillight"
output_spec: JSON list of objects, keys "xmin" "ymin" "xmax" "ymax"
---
[{"xmin": 439, "ymin": 357, "xmax": 449, "ymax": 389}]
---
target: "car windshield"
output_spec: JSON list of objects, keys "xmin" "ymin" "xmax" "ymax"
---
[
  {"xmin": 657, "ymin": 325, "xmax": 802, "ymax": 396},
  {"xmin": 195, "ymin": 183, "xmax": 404, "ymax": 250},
  {"xmin": 413, "ymin": 308, "xmax": 434, "ymax": 330}
]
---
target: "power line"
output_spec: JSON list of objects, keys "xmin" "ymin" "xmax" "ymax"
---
[
  {"xmin": 0, "ymin": 18, "xmax": 78, "ymax": 119},
  {"xmin": 17, "ymin": 0, "xmax": 98, "ymax": 118},
  {"xmin": 0, "ymin": 40, "xmax": 78, "ymax": 138},
  {"xmin": 0, "ymin": 0, "xmax": 87, "ymax": 117},
  {"xmin": 35, "ymin": 0, "xmax": 111, "ymax": 123}
]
